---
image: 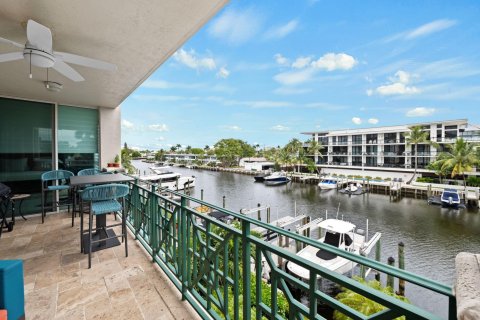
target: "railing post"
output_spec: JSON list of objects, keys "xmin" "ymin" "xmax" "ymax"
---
[
  {"xmin": 180, "ymin": 196, "xmax": 188, "ymax": 301},
  {"xmin": 398, "ymin": 242, "xmax": 405, "ymax": 296},
  {"xmin": 242, "ymin": 220, "xmax": 251, "ymax": 319}
]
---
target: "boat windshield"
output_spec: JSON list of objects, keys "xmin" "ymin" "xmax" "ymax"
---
[
  {"xmin": 443, "ymin": 191, "xmax": 459, "ymax": 200},
  {"xmin": 324, "ymin": 231, "xmax": 340, "ymax": 247}
]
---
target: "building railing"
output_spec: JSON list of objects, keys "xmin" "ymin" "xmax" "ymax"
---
[{"xmin": 124, "ymin": 179, "xmax": 455, "ymax": 320}]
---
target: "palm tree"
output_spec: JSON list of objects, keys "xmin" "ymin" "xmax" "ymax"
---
[
  {"xmin": 306, "ymin": 139, "xmax": 324, "ymax": 163},
  {"xmin": 284, "ymin": 138, "xmax": 303, "ymax": 173},
  {"xmin": 431, "ymin": 138, "xmax": 478, "ymax": 186},
  {"xmin": 404, "ymin": 126, "xmax": 438, "ymax": 184}
]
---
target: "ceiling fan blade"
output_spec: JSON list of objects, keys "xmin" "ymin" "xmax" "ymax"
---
[
  {"xmin": 52, "ymin": 61, "xmax": 84, "ymax": 82},
  {"xmin": 0, "ymin": 51, "xmax": 24, "ymax": 63},
  {"xmin": 0, "ymin": 37, "xmax": 24, "ymax": 48},
  {"xmin": 54, "ymin": 51, "xmax": 117, "ymax": 71},
  {"xmin": 26, "ymin": 19, "xmax": 52, "ymax": 52}
]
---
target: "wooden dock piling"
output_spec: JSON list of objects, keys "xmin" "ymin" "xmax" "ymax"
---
[{"xmin": 387, "ymin": 257, "xmax": 395, "ymax": 288}]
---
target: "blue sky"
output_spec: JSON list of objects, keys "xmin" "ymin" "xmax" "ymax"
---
[{"xmin": 121, "ymin": 0, "xmax": 480, "ymax": 150}]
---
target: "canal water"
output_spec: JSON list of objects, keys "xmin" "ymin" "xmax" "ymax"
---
[{"xmin": 133, "ymin": 160, "xmax": 480, "ymax": 318}]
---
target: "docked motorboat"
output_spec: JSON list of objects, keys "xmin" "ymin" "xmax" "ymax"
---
[
  {"xmin": 318, "ymin": 178, "xmax": 338, "ymax": 190},
  {"xmin": 138, "ymin": 169, "xmax": 195, "ymax": 191},
  {"xmin": 254, "ymin": 171, "xmax": 272, "ymax": 182},
  {"xmin": 339, "ymin": 181, "xmax": 365, "ymax": 195},
  {"xmin": 287, "ymin": 218, "xmax": 381, "ymax": 280},
  {"xmin": 440, "ymin": 189, "xmax": 461, "ymax": 207},
  {"xmin": 264, "ymin": 172, "xmax": 291, "ymax": 186}
]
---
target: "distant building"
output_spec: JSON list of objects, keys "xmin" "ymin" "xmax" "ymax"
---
[
  {"xmin": 164, "ymin": 153, "xmax": 218, "ymax": 164},
  {"xmin": 240, "ymin": 157, "xmax": 274, "ymax": 171},
  {"xmin": 302, "ymin": 119, "xmax": 480, "ymax": 178}
]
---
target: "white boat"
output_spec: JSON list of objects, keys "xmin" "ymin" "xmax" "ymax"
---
[
  {"xmin": 264, "ymin": 171, "xmax": 291, "ymax": 186},
  {"xmin": 345, "ymin": 182, "xmax": 361, "ymax": 193},
  {"xmin": 441, "ymin": 189, "xmax": 461, "ymax": 207},
  {"xmin": 318, "ymin": 178, "xmax": 338, "ymax": 190},
  {"xmin": 287, "ymin": 218, "xmax": 381, "ymax": 280},
  {"xmin": 139, "ymin": 169, "xmax": 196, "ymax": 191}
]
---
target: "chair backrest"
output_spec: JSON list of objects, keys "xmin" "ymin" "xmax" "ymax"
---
[
  {"xmin": 81, "ymin": 184, "xmax": 130, "ymax": 202},
  {"xmin": 41, "ymin": 170, "xmax": 74, "ymax": 182},
  {"xmin": 77, "ymin": 168, "xmax": 100, "ymax": 176}
]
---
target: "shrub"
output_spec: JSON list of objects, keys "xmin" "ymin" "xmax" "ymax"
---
[
  {"xmin": 466, "ymin": 176, "xmax": 480, "ymax": 187},
  {"xmin": 416, "ymin": 177, "xmax": 435, "ymax": 183},
  {"xmin": 334, "ymin": 277, "xmax": 409, "ymax": 320},
  {"xmin": 374, "ymin": 177, "xmax": 382, "ymax": 181}
]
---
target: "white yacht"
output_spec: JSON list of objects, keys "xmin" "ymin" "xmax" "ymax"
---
[
  {"xmin": 287, "ymin": 218, "xmax": 381, "ymax": 279},
  {"xmin": 138, "ymin": 168, "xmax": 195, "ymax": 191},
  {"xmin": 318, "ymin": 178, "xmax": 338, "ymax": 190}
]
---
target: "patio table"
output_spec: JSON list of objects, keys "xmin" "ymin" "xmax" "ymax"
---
[{"xmin": 70, "ymin": 173, "xmax": 134, "ymax": 253}]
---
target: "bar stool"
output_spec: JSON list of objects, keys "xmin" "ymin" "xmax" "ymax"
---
[
  {"xmin": 41, "ymin": 170, "xmax": 74, "ymax": 224},
  {"xmin": 80, "ymin": 183, "xmax": 129, "ymax": 268},
  {"xmin": 73, "ymin": 168, "xmax": 101, "ymax": 226}
]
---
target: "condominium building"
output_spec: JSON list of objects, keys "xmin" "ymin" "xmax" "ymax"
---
[
  {"xmin": 302, "ymin": 119, "xmax": 480, "ymax": 175},
  {"xmin": 164, "ymin": 153, "xmax": 218, "ymax": 164}
]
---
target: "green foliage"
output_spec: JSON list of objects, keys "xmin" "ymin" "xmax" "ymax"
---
[
  {"xmin": 130, "ymin": 150, "xmax": 141, "ymax": 158},
  {"xmin": 373, "ymin": 177, "xmax": 381, "ymax": 180},
  {"xmin": 430, "ymin": 138, "xmax": 478, "ymax": 185},
  {"xmin": 404, "ymin": 126, "xmax": 438, "ymax": 182},
  {"xmin": 466, "ymin": 176, "xmax": 480, "ymax": 187},
  {"xmin": 154, "ymin": 149, "xmax": 165, "ymax": 161},
  {"xmin": 384, "ymin": 177, "xmax": 392, "ymax": 181},
  {"xmin": 416, "ymin": 177, "xmax": 435, "ymax": 183},
  {"xmin": 120, "ymin": 148, "xmax": 135, "ymax": 173},
  {"xmin": 334, "ymin": 277, "xmax": 409, "ymax": 320},
  {"xmin": 214, "ymin": 138, "xmax": 255, "ymax": 167},
  {"xmin": 190, "ymin": 148, "xmax": 205, "ymax": 155},
  {"xmin": 114, "ymin": 154, "xmax": 120, "ymax": 163},
  {"xmin": 304, "ymin": 157, "xmax": 317, "ymax": 174}
]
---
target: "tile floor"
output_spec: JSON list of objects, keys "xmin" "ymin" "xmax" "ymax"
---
[{"xmin": 0, "ymin": 211, "xmax": 201, "ymax": 320}]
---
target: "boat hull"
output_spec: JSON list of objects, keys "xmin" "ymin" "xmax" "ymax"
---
[{"xmin": 264, "ymin": 177, "xmax": 291, "ymax": 186}]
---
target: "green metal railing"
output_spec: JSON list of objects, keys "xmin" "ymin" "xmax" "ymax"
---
[{"xmin": 124, "ymin": 180, "xmax": 456, "ymax": 320}]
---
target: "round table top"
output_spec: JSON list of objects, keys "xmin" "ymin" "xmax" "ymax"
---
[{"xmin": 11, "ymin": 194, "xmax": 31, "ymax": 200}]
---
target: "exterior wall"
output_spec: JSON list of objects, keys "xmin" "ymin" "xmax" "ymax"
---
[
  {"xmin": 99, "ymin": 106, "xmax": 121, "ymax": 168},
  {"xmin": 304, "ymin": 119, "xmax": 476, "ymax": 173}
]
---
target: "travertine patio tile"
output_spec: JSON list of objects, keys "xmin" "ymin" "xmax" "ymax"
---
[{"xmin": 0, "ymin": 211, "xmax": 200, "ymax": 320}]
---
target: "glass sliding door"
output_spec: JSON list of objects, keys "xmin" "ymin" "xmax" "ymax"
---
[
  {"xmin": 58, "ymin": 105, "xmax": 99, "ymax": 174},
  {"xmin": 0, "ymin": 97, "xmax": 53, "ymax": 215}
]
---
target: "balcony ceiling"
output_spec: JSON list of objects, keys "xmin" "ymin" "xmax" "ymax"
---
[{"xmin": 0, "ymin": 0, "xmax": 228, "ymax": 108}]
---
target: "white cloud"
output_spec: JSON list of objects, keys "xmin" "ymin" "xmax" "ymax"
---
[
  {"xmin": 274, "ymin": 53, "xmax": 289, "ymax": 66},
  {"xmin": 121, "ymin": 119, "xmax": 134, "ymax": 129},
  {"xmin": 208, "ymin": 7, "xmax": 262, "ymax": 45},
  {"xmin": 148, "ymin": 124, "xmax": 169, "ymax": 132},
  {"xmin": 271, "ymin": 125, "xmax": 290, "ymax": 131},
  {"xmin": 173, "ymin": 49, "xmax": 216, "ymax": 70},
  {"xmin": 376, "ymin": 82, "xmax": 420, "ymax": 95},
  {"xmin": 406, "ymin": 19, "xmax": 457, "ymax": 39},
  {"xmin": 156, "ymin": 137, "xmax": 165, "ymax": 141},
  {"xmin": 352, "ymin": 117, "xmax": 362, "ymax": 125},
  {"xmin": 273, "ymin": 68, "xmax": 315, "ymax": 86},
  {"xmin": 248, "ymin": 101, "xmax": 292, "ymax": 108},
  {"xmin": 264, "ymin": 20, "xmax": 298, "ymax": 39},
  {"xmin": 222, "ymin": 125, "xmax": 241, "ymax": 131},
  {"xmin": 216, "ymin": 67, "xmax": 230, "ymax": 79},
  {"xmin": 406, "ymin": 107, "xmax": 435, "ymax": 117},
  {"xmin": 368, "ymin": 70, "xmax": 420, "ymax": 96},
  {"xmin": 311, "ymin": 53, "xmax": 357, "ymax": 71},
  {"xmin": 368, "ymin": 118, "xmax": 379, "ymax": 124},
  {"xmin": 292, "ymin": 56, "xmax": 312, "ymax": 69}
]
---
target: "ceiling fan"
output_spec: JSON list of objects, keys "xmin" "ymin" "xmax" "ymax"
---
[{"xmin": 0, "ymin": 19, "xmax": 117, "ymax": 82}]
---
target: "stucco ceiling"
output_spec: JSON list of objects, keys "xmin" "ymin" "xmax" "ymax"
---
[{"xmin": 0, "ymin": 0, "xmax": 228, "ymax": 108}]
